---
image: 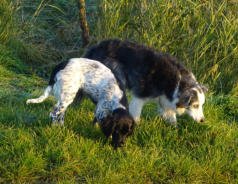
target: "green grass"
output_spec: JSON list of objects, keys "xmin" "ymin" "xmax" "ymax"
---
[
  {"xmin": 0, "ymin": 45, "xmax": 238, "ymax": 183},
  {"xmin": 0, "ymin": 0, "xmax": 238, "ymax": 183},
  {"xmin": 92, "ymin": 0, "xmax": 238, "ymax": 94}
]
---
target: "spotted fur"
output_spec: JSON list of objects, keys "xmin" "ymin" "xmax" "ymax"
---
[{"xmin": 26, "ymin": 58, "xmax": 135, "ymax": 147}]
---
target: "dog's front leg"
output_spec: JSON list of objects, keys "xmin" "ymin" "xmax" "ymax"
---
[
  {"xmin": 158, "ymin": 104, "xmax": 177, "ymax": 127},
  {"xmin": 129, "ymin": 96, "xmax": 146, "ymax": 122},
  {"xmin": 92, "ymin": 117, "xmax": 99, "ymax": 127},
  {"xmin": 161, "ymin": 109, "xmax": 177, "ymax": 127},
  {"xmin": 92, "ymin": 117, "xmax": 97, "ymax": 124}
]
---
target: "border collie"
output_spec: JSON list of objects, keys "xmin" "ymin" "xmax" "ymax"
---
[
  {"xmin": 27, "ymin": 58, "xmax": 135, "ymax": 147},
  {"xmin": 85, "ymin": 39, "xmax": 207, "ymax": 126}
]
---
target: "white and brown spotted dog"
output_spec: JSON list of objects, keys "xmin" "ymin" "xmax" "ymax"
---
[
  {"xmin": 85, "ymin": 39, "xmax": 208, "ymax": 127},
  {"xmin": 27, "ymin": 58, "xmax": 135, "ymax": 148}
]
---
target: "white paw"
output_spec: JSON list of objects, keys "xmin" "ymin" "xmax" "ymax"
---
[
  {"xmin": 133, "ymin": 116, "xmax": 140, "ymax": 122},
  {"xmin": 161, "ymin": 111, "xmax": 177, "ymax": 127}
]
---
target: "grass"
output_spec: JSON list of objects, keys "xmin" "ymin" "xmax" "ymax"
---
[
  {"xmin": 0, "ymin": 45, "xmax": 238, "ymax": 183},
  {"xmin": 92, "ymin": 0, "xmax": 238, "ymax": 94},
  {"xmin": 0, "ymin": 0, "xmax": 238, "ymax": 183}
]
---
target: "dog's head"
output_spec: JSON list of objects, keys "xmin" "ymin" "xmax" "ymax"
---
[
  {"xmin": 176, "ymin": 85, "xmax": 207, "ymax": 122},
  {"xmin": 100, "ymin": 108, "xmax": 135, "ymax": 148}
]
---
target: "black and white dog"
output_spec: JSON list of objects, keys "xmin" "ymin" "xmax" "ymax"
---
[
  {"xmin": 27, "ymin": 58, "xmax": 135, "ymax": 148},
  {"xmin": 85, "ymin": 39, "xmax": 208, "ymax": 126}
]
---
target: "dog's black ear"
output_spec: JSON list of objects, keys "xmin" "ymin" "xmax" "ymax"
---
[
  {"xmin": 100, "ymin": 115, "xmax": 116, "ymax": 137},
  {"xmin": 200, "ymin": 85, "xmax": 208, "ymax": 93},
  {"xmin": 182, "ymin": 93, "xmax": 192, "ymax": 107},
  {"xmin": 112, "ymin": 109, "xmax": 136, "ymax": 136},
  {"xmin": 128, "ymin": 119, "xmax": 136, "ymax": 136},
  {"xmin": 177, "ymin": 91, "xmax": 192, "ymax": 108}
]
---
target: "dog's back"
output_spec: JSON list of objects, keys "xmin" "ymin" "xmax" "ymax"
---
[
  {"xmin": 85, "ymin": 39, "xmax": 194, "ymax": 99},
  {"xmin": 27, "ymin": 58, "xmax": 129, "ymax": 122},
  {"xmin": 28, "ymin": 58, "xmax": 124, "ymax": 104}
]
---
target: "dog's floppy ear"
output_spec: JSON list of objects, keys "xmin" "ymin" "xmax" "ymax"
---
[
  {"xmin": 182, "ymin": 93, "xmax": 192, "ymax": 107},
  {"xmin": 113, "ymin": 108, "xmax": 136, "ymax": 135},
  {"xmin": 128, "ymin": 119, "xmax": 136, "ymax": 136},
  {"xmin": 177, "ymin": 91, "xmax": 192, "ymax": 108},
  {"xmin": 100, "ymin": 114, "xmax": 116, "ymax": 137},
  {"xmin": 200, "ymin": 84, "xmax": 208, "ymax": 93}
]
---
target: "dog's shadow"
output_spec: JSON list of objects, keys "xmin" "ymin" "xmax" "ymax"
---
[
  {"xmin": 132, "ymin": 104, "xmax": 211, "ymax": 148},
  {"xmin": 62, "ymin": 100, "xmax": 111, "ymax": 145},
  {"xmin": 15, "ymin": 96, "xmax": 109, "ymax": 146}
]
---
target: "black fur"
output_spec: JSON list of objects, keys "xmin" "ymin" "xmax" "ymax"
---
[
  {"xmin": 84, "ymin": 39, "xmax": 197, "ymax": 101},
  {"xmin": 176, "ymin": 89, "xmax": 198, "ymax": 108},
  {"xmin": 100, "ymin": 108, "xmax": 135, "ymax": 148},
  {"xmin": 49, "ymin": 60, "xmax": 70, "ymax": 86}
]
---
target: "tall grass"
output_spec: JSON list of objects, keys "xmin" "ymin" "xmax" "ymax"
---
[
  {"xmin": 1, "ymin": 0, "xmax": 88, "ymax": 77},
  {"xmin": 0, "ymin": 0, "xmax": 17, "ymax": 44},
  {"xmin": 1, "ymin": 0, "xmax": 237, "ymax": 93},
  {"xmin": 92, "ymin": 0, "xmax": 238, "ymax": 94},
  {"xmin": 14, "ymin": 0, "xmax": 96, "ymax": 61}
]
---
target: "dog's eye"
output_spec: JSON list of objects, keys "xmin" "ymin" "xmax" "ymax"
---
[{"xmin": 192, "ymin": 104, "xmax": 199, "ymax": 109}]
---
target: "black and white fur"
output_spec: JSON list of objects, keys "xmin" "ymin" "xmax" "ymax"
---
[
  {"xmin": 85, "ymin": 39, "xmax": 208, "ymax": 126},
  {"xmin": 26, "ymin": 58, "xmax": 135, "ymax": 148}
]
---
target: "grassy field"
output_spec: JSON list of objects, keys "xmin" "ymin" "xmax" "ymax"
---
[{"xmin": 0, "ymin": 0, "xmax": 238, "ymax": 183}]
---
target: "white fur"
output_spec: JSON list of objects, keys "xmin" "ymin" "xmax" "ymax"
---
[
  {"xmin": 185, "ymin": 88, "xmax": 205, "ymax": 122},
  {"xmin": 26, "ymin": 86, "xmax": 52, "ymax": 104},
  {"xmin": 129, "ymin": 96, "xmax": 148, "ymax": 122},
  {"xmin": 129, "ymin": 85, "xmax": 206, "ymax": 126}
]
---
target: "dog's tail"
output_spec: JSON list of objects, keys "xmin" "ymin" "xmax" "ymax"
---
[{"xmin": 26, "ymin": 85, "xmax": 52, "ymax": 104}]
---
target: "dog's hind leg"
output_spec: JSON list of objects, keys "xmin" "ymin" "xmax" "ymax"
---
[
  {"xmin": 50, "ymin": 101, "xmax": 61, "ymax": 125},
  {"xmin": 50, "ymin": 90, "xmax": 77, "ymax": 125},
  {"xmin": 50, "ymin": 100, "xmax": 73, "ymax": 126},
  {"xmin": 58, "ymin": 111, "xmax": 66, "ymax": 126}
]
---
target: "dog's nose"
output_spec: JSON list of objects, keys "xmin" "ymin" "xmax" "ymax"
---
[{"xmin": 200, "ymin": 118, "xmax": 205, "ymax": 122}]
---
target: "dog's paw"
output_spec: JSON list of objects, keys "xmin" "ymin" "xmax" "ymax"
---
[
  {"xmin": 133, "ymin": 117, "xmax": 140, "ymax": 122},
  {"xmin": 50, "ymin": 112, "xmax": 57, "ymax": 121},
  {"xmin": 168, "ymin": 121, "xmax": 178, "ymax": 128},
  {"xmin": 161, "ymin": 111, "xmax": 178, "ymax": 127}
]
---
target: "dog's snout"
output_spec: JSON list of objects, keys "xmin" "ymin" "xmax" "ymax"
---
[{"xmin": 200, "ymin": 118, "xmax": 205, "ymax": 122}]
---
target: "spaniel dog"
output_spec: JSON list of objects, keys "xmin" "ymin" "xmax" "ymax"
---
[{"xmin": 27, "ymin": 58, "xmax": 135, "ymax": 148}]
